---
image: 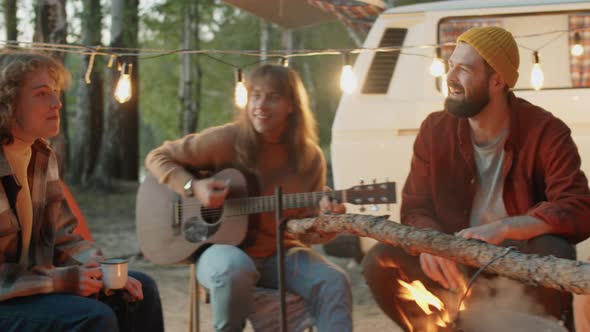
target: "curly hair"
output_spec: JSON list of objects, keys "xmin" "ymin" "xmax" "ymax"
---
[{"xmin": 0, "ymin": 50, "xmax": 70, "ymax": 145}]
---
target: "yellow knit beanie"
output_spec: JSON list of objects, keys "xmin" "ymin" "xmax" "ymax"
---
[{"xmin": 457, "ymin": 26, "xmax": 520, "ymax": 88}]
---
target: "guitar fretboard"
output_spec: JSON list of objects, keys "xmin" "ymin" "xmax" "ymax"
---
[{"xmin": 222, "ymin": 190, "xmax": 345, "ymax": 216}]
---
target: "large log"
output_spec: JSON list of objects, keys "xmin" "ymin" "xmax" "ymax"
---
[{"xmin": 285, "ymin": 214, "xmax": 590, "ymax": 295}]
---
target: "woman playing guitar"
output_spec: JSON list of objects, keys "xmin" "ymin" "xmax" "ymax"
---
[{"xmin": 145, "ymin": 64, "xmax": 351, "ymax": 332}]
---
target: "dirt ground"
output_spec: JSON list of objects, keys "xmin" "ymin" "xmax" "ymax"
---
[{"xmin": 72, "ymin": 182, "xmax": 401, "ymax": 332}]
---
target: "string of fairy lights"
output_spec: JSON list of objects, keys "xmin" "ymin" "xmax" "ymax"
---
[{"xmin": 0, "ymin": 25, "xmax": 588, "ymax": 105}]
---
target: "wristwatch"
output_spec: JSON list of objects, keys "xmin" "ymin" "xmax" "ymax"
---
[{"xmin": 183, "ymin": 178, "xmax": 194, "ymax": 197}]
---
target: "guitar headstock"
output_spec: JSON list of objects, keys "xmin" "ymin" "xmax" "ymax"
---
[{"xmin": 343, "ymin": 180, "xmax": 396, "ymax": 206}]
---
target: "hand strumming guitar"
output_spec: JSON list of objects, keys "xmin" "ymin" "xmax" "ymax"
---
[{"xmin": 191, "ymin": 178, "xmax": 230, "ymax": 208}]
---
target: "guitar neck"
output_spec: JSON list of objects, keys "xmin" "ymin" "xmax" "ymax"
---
[{"xmin": 223, "ymin": 190, "xmax": 345, "ymax": 216}]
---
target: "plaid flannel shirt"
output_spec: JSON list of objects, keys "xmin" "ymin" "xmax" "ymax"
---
[{"xmin": 0, "ymin": 139, "xmax": 101, "ymax": 301}]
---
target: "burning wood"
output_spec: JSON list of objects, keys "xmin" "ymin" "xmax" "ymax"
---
[{"xmin": 286, "ymin": 213, "xmax": 590, "ymax": 294}]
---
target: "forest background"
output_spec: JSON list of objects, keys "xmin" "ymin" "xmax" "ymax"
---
[
  {"xmin": 1, "ymin": 1, "xmax": 441, "ymax": 330},
  {"xmin": 1, "ymin": 0, "xmax": 439, "ymax": 186}
]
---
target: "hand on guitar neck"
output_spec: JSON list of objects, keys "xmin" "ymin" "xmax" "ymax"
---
[
  {"xmin": 191, "ymin": 178, "xmax": 230, "ymax": 208},
  {"xmin": 319, "ymin": 186, "xmax": 347, "ymax": 215}
]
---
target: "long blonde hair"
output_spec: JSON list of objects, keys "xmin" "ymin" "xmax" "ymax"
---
[
  {"xmin": 235, "ymin": 64, "xmax": 319, "ymax": 172},
  {"xmin": 0, "ymin": 50, "xmax": 69, "ymax": 144}
]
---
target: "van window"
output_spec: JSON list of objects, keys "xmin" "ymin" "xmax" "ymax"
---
[
  {"xmin": 362, "ymin": 28, "xmax": 407, "ymax": 94},
  {"xmin": 570, "ymin": 14, "xmax": 590, "ymax": 87},
  {"xmin": 438, "ymin": 12, "xmax": 590, "ymax": 90}
]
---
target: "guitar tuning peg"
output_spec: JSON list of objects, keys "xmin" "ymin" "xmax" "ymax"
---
[
  {"xmin": 371, "ymin": 204, "xmax": 379, "ymax": 212},
  {"xmin": 359, "ymin": 205, "xmax": 366, "ymax": 213},
  {"xmin": 372, "ymin": 179, "xmax": 377, "ymax": 184},
  {"xmin": 360, "ymin": 179, "xmax": 364, "ymax": 185}
]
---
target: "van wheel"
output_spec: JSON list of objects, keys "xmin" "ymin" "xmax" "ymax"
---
[{"xmin": 322, "ymin": 234, "xmax": 364, "ymax": 263}]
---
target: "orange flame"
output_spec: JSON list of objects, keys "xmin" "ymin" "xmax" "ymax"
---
[
  {"xmin": 378, "ymin": 257, "xmax": 470, "ymax": 330},
  {"xmin": 399, "ymin": 280, "xmax": 445, "ymax": 315},
  {"xmin": 397, "ymin": 278, "xmax": 471, "ymax": 331}
]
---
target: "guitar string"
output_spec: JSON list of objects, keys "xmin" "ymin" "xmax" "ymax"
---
[
  {"xmin": 181, "ymin": 192, "xmax": 332, "ymax": 218},
  {"xmin": 177, "ymin": 187, "xmax": 390, "ymax": 209},
  {"xmin": 179, "ymin": 190, "xmax": 390, "ymax": 218},
  {"xmin": 178, "ymin": 190, "xmax": 339, "ymax": 207},
  {"xmin": 176, "ymin": 192, "xmax": 342, "ymax": 219}
]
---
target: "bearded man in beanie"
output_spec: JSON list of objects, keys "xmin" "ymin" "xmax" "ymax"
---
[{"xmin": 361, "ymin": 26, "xmax": 590, "ymax": 331}]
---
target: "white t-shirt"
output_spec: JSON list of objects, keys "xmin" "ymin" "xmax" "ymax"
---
[{"xmin": 469, "ymin": 129, "xmax": 509, "ymax": 227}]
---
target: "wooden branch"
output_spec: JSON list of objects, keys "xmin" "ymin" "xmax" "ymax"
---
[{"xmin": 286, "ymin": 214, "xmax": 590, "ymax": 295}]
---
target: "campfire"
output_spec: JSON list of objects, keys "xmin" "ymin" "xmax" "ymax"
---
[{"xmin": 397, "ymin": 279, "xmax": 468, "ymax": 331}]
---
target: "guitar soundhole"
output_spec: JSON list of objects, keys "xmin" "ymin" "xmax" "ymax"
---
[
  {"xmin": 201, "ymin": 207, "xmax": 223, "ymax": 224},
  {"xmin": 183, "ymin": 217, "xmax": 218, "ymax": 243}
]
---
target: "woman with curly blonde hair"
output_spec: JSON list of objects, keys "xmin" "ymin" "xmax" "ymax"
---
[{"xmin": 0, "ymin": 51, "xmax": 163, "ymax": 332}]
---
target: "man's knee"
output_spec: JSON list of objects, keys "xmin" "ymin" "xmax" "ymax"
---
[
  {"xmin": 362, "ymin": 243, "xmax": 409, "ymax": 277},
  {"xmin": 521, "ymin": 235, "xmax": 575, "ymax": 259}
]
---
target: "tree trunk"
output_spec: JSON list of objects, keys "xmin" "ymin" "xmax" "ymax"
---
[
  {"xmin": 70, "ymin": 0, "xmax": 103, "ymax": 186},
  {"xmin": 178, "ymin": 1, "xmax": 199, "ymax": 135},
  {"xmin": 282, "ymin": 29, "xmax": 294, "ymax": 55},
  {"xmin": 34, "ymin": 0, "xmax": 68, "ymax": 177},
  {"xmin": 286, "ymin": 214, "xmax": 590, "ymax": 295},
  {"xmin": 259, "ymin": 19, "xmax": 270, "ymax": 61},
  {"xmin": 3, "ymin": 0, "xmax": 17, "ymax": 43},
  {"xmin": 93, "ymin": 0, "xmax": 139, "ymax": 184}
]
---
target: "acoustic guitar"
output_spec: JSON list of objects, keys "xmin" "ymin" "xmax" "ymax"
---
[{"xmin": 136, "ymin": 168, "xmax": 396, "ymax": 265}]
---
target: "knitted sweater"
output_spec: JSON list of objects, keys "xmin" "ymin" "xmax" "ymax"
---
[{"xmin": 145, "ymin": 123, "xmax": 326, "ymax": 257}]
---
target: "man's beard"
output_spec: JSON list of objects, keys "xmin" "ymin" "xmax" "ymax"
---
[{"xmin": 444, "ymin": 83, "xmax": 490, "ymax": 118}]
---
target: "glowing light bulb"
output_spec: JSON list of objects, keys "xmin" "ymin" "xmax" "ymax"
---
[
  {"xmin": 530, "ymin": 51, "xmax": 544, "ymax": 91},
  {"xmin": 530, "ymin": 64, "xmax": 544, "ymax": 91},
  {"xmin": 340, "ymin": 64, "xmax": 358, "ymax": 94},
  {"xmin": 571, "ymin": 44, "xmax": 584, "ymax": 57},
  {"xmin": 440, "ymin": 74, "xmax": 449, "ymax": 97},
  {"xmin": 279, "ymin": 57, "xmax": 289, "ymax": 67},
  {"xmin": 429, "ymin": 58, "xmax": 445, "ymax": 77},
  {"xmin": 114, "ymin": 63, "xmax": 132, "ymax": 103},
  {"xmin": 234, "ymin": 81, "xmax": 248, "ymax": 108},
  {"xmin": 571, "ymin": 32, "xmax": 584, "ymax": 57}
]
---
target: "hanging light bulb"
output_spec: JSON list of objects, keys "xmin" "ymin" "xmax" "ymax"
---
[
  {"xmin": 571, "ymin": 32, "xmax": 584, "ymax": 57},
  {"xmin": 340, "ymin": 52, "xmax": 357, "ymax": 94},
  {"xmin": 429, "ymin": 57, "xmax": 445, "ymax": 77},
  {"xmin": 279, "ymin": 57, "xmax": 289, "ymax": 67},
  {"xmin": 440, "ymin": 73, "xmax": 449, "ymax": 97},
  {"xmin": 530, "ymin": 51, "xmax": 544, "ymax": 91},
  {"xmin": 234, "ymin": 68, "xmax": 248, "ymax": 108},
  {"xmin": 114, "ymin": 63, "xmax": 132, "ymax": 103}
]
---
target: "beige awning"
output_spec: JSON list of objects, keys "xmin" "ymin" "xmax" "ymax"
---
[{"xmin": 221, "ymin": 0, "xmax": 386, "ymax": 30}]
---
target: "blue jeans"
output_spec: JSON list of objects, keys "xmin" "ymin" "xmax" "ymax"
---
[
  {"xmin": 0, "ymin": 270, "xmax": 164, "ymax": 332},
  {"xmin": 196, "ymin": 244, "xmax": 352, "ymax": 332}
]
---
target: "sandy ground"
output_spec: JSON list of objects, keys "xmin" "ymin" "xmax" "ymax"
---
[
  {"xmin": 74, "ymin": 181, "xmax": 586, "ymax": 332},
  {"xmin": 72, "ymin": 182, "xmax": 401, "ymax": 332}
]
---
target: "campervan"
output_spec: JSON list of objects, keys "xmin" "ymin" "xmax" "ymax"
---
[{"xmin": 331, "ymin": 0, "xmax": 590, "ymax": 254}]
